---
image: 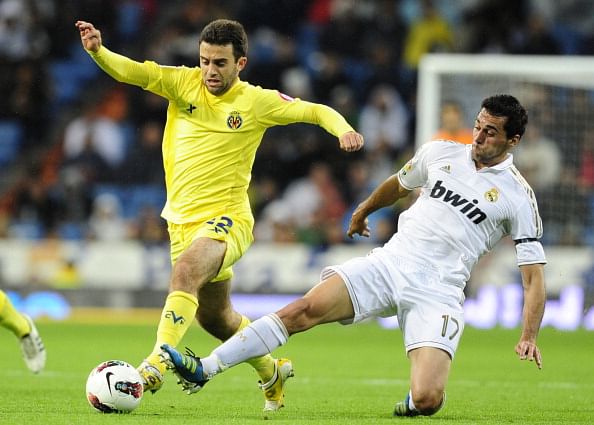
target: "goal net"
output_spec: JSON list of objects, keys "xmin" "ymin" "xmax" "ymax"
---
[{"xmin": 416, "ymin": 53, "xmax": 594, "ymax": 247}]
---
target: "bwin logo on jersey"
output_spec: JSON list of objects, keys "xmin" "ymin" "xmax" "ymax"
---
[{"xmin": 430, "ymin": 180, "xmax": 487, "ymax": 224}]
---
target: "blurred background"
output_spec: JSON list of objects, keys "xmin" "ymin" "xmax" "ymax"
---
[{"xmin": 0, "ymin": 0, "xmax": 593, "ymax": 330}]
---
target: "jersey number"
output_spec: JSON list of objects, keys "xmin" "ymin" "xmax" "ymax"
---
[
  {"xmin": 207, "ymin": 216, "xmax": 234, "ymax": 234},
  {"xmin": 441, "ymin": 315, "xmax": 460, "ymax": 340}
]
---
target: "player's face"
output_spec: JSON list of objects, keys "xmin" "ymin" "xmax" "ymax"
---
[
  {"xmin": 199, "ymin": 42, "xmax": 246, "ymax": 95},
  {"xmin": 471, "ymin": 108, "xmax": 519, "ymax": 169}
]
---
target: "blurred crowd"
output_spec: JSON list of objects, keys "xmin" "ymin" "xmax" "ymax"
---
[{"xmin": 0, "ymin": 0, "xmax": 594, "ymax": 248}]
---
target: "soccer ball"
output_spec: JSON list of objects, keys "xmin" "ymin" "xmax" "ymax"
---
[{"xmin": 86, "ymin": 360, "xmax": 143, "ymax": 413}]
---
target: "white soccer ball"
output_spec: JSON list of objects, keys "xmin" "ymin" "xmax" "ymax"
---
[{"xmin": 86, "ymin": 360, "xmax": 144, "ymax": 413}]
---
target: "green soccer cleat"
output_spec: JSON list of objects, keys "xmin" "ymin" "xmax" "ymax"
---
[
  {"xmin": 259, "ymin": 358, "xmax": 294, "ymax": 416},
  {"xmin": 160, "ymin": 344, "xmax": 208, "ymax": 394},
  {"xmin": 393, "ymin": 393, "xmax": 420, "ymax": 417},
  {"xmin": 137, "ymin": 360, "xmax": 164, "ymax": 394},
  {"xmin": 19, "ymin": 314, "xmax": 46, "ymax": 374}
]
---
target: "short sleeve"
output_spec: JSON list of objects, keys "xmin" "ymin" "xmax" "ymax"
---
[
  {"xmin": 515, "ymin": 240, "xmax": 546, "ymax": 265},
  {"xmin": 512, "ymin": 197, "xmax": 546, "ymax": 265}
]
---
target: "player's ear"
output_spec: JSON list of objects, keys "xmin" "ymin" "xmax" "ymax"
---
[
  {"xmin": 237, "ymin": 56, "xmax": 247, "ymax": 72},
  {"xmin": 509, "ymin": 134, "xmax": 520, "ymax": 148}
]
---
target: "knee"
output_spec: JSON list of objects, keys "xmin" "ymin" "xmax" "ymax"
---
[
  {"xmin": 411, "ymin": 389, "xmax": 445, "ymax": 416},
  {"xmin": 170, "ymin": 259, "xmax": 197, "ymax": 292}
]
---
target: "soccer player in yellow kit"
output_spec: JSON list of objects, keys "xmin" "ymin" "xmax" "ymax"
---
[{"xmin": 76, "ymin": 19, "xmax": 364, "ymax": 412}]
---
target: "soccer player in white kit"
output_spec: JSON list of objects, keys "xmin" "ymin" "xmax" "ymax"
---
[{"xmin": 160, "ymin": 94, "xmax": 546, "ymax": 418}]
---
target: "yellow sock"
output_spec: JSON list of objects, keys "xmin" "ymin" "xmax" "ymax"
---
[
  {"xmin": 147, "ymin": 290, "xmax": 198, "ymax": 373},
  {"xmin": 0, "ymin": 290, "xmax": 29, "ymax": 338},
  {"xmin": 237, "ymin": 315, "xmax": 275, "ymax": 382}
]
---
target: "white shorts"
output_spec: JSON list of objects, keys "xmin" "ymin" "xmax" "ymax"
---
[{"xmin": 321, "ymin": 247, "xmax": 465, "ymax": 358}]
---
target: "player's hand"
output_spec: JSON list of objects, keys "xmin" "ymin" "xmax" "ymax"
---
[
  {"xmin": 515, "ymin": 340, "xmax": 542, "ymax": 369},
  {"xmin": 339, "ymin": 131, "xmax": 364, "ymax": 153},
  {"xmin": 347, "ymin": 206, "xmax": 370, "ymax": 239},
  {"xmin": 75, "ymin": 21, "xmax": 102, "ymax": 53}
]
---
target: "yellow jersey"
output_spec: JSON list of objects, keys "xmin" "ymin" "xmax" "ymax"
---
[{"xmin": 88, "ymin": 47, "xmax": 355, "ymax": 224}]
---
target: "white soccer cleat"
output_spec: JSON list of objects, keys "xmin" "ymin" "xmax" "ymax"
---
[{"xmin": 19, "ymin": 314, "xmax": 46, "ymax": 374}]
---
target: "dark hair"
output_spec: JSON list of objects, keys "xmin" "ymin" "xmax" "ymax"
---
[
  {"xmin": 199, "ymin": 19, "xmax": 248, "ymax": 61},
  {"xmin": 481, "ymin": 94, "xmax": 528, "ymax": 139}
]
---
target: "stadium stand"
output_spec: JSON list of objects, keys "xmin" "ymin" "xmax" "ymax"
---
[{"xmin": 0, "ymin": 0, "xmax": 593, "ymax": 248}]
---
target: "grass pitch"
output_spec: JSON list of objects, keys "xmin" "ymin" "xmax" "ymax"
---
[{"xmin": 0, "ymin": 311, "xmax": 592, "ymax": 425}]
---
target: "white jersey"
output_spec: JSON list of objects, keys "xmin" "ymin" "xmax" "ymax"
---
[{"xmin": 389, "ymin": 140, "xmax": 546, "ymax": 289}]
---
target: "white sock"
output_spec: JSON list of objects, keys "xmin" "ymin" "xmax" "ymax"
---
[
  {"xmin": 408, "ymin": 390, "xmax": 417, "ymax": 411},
  {"xmin": 201, "ymin": 314, "xmax": 289, "ymax": 378}
]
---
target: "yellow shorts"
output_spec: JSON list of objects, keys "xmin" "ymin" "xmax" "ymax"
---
[{"xmin": 168, "ymin": 213, "xmax": 254, "ymax": 282}]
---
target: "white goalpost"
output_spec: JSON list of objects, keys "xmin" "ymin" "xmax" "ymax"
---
[{"xmin": 416, "ymin": 53, "xmax": 594, "ymax": 148}]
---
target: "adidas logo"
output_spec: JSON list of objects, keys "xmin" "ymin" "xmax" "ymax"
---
[{"xmin": 439, "ymin": 164, "xmax": 451, "ymax": 173}]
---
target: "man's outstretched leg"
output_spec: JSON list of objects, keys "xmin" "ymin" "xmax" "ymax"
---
[
  {"xmin": 160, "ymin": 313, "xmax": 291, "ymax": 393},
  {"xmin": 161, "ymin": 273, "xmax": 353, "ymax": 413}
]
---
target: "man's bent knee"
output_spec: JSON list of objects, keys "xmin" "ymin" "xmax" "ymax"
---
[
  {"xmin": 170, "ymin": 259, "xmax": 201, "ymax": 293},
  {"xmin": 411, "ymin": 389, "xmax": 446, "ymax": 416}
]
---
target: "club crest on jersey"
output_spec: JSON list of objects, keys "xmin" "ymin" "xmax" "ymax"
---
[
  {"xmin": 430, "ymin": 180, "xmax": 487, "ymax": 224},
  {"xmin": 484, "ymin": 187, "xmax": 499, "ymax": 202},
  {"xmin": 227, "ymin": 111, "xmax": 243, "ymax": 129}
]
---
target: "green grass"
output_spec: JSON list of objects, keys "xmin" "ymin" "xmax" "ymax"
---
[{"xmin": 0, "ymin": 318, "xmax": 592, "ymax": 424}]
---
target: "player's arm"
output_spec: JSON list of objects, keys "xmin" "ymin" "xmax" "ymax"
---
[
  {"xmin": 347, "ymin": 174, "xmax": 410, "ymax": 238},
  {"xmin": 305, "ymin": 103, "xmax": 364, "ymax": 152},
  {"xmin": 256, "ymin": 93, "xmax": 363, "ymax": 152},
  {"xmin": 75, "ymin": 20, "xmax": 150, "ymax": 87},
  {"xmin": 515, "ymin": 263, "xmax": 545, "ymax": 369}
]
